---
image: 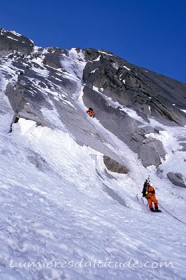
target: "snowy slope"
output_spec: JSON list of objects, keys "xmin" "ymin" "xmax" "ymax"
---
[{"xmin": 0, "ymin": 44, "xmax": 186, "ymax": 280}]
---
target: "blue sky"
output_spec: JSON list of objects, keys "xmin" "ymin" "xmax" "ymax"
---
[{"xmin": 1, "ymin": 0, "xmax": 186, "ymax": 83}]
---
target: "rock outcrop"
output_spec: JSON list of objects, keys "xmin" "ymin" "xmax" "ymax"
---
[
  {"xmin": 167, "ymin": 172, "xmax": 186, "ymax": 188},
  {"xmin": 0, "ymin": 29, "xmax": 34, "ymax": 56}
]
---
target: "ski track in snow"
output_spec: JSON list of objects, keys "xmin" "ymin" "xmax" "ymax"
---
[{"xmin": 0, "ymin": 50, "xmax": 186, "ymax": 280}]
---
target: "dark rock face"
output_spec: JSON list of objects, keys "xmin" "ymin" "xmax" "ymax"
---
[
  {"xmin": 167, "ymin": 172, "xmax": 186, "ymax": 188},
  {"xmin": 83, "ymin": 49, "xmax": 186, "ymax": 126},
  {"xmin": 0, "ymin": 29, "xmax": 34, "ymax": 56},
  {"xmin": 179, "ymin": 142, "xmax": 186, "ymax": 151},
  {"xmin": 43, "ymin": 48, "xmax": 68, "ymax": 69}
]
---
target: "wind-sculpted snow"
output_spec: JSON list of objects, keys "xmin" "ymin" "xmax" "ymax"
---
[
  {"xmin": 0, "ymin": 120, "xmax": 186, "ymax": 280},
  {"xmin": 0, "ymin": 29, "xmax": 186, "ymax": 279}
]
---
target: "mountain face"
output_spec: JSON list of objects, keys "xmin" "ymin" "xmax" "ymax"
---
[
  {"xmin": 1, "ymin": 28, "xmax": 186, "ymax": 182},
  {"xmin": 0, "ymin": 29, "xmax": 34, "ymax": 55},
  {"xmin": 0, "ymin": 29, "xmax": 186, "ymax": 280}
]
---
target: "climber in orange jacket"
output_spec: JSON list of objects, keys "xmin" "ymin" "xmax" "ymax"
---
[
  {"xmin": 86, "ymin": 107, "xmax": 95, "ymax": 118},
  {"xmin": 142, "ymin": 181, "xmax": 160, "ymax": 212}
]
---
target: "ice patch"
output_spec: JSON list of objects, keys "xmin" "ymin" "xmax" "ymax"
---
[
  {"xmin": 123, "ymin": 65, "xmax": 130, "ymax": 71},
  {"xmin": 7, "ymin": 36, "xmax": 19, "ymax": 41}
]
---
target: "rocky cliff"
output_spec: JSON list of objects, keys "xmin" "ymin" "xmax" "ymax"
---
[{"xmin": 1, "ymin": 28, "xmax": 186, "ymax": 187}]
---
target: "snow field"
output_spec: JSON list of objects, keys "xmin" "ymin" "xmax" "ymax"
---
[{"xmin": 0, "ymin": 119, "xmax": 185, "ymax": 279}]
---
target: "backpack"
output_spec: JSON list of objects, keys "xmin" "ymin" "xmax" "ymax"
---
[{"xmin": 142, "ymin": 180, "xmax": 150, "ymax": 197}]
